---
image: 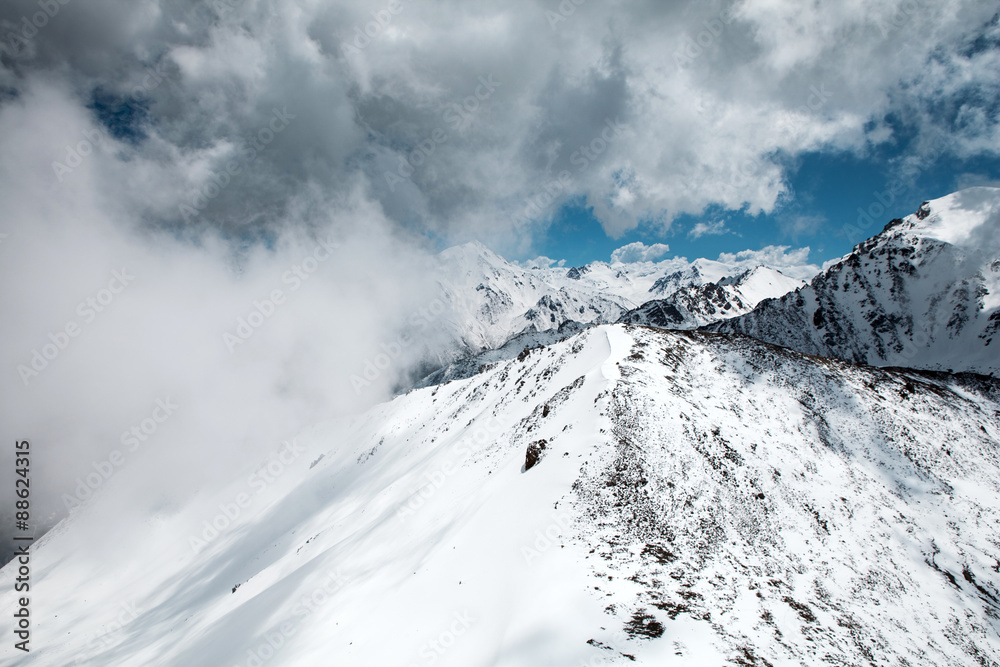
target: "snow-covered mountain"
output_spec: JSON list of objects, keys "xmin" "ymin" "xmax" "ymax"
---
[
  {"xmin": 619, "ymin": 266, "xmax": 805, "ymax": 329},
  {"xmin": 435, "ymin": 241, "xmax": 817, "ymax": 354},
  {"xmin": 436, "ymin": 241, "xmax": 634, "ymax": 350},
  {"xmin": 708, "ymin": 187, "xmax": 1000, "ymax": 375},
  {"xmin": 5, "ymin": 324, "xmax": 999, "ymax": 666}
]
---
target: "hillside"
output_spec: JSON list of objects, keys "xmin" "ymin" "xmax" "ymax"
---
[
  {"xmin": 4, "ymin": 325, "xmax": 999, "ymax": 666},
  {"xmin": 709, "ymin": 188, "xmax": 1000, "ymax": 375}
]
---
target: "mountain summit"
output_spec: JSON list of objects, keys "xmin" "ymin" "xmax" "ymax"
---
[{"xmin": 709, "ymin": 187, "xmax": 1000, "ymax": 375}]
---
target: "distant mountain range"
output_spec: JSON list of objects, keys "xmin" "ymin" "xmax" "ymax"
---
[
  {"xmin": 435, "ymin": 240, "xmax": 815, "ymax": 355},
  {"xmin": 435, "ymin": 187, "xmax": 999, "ymax": 378},
  {"xmin": 619, "ymin": 266, "xmax": 805, "ymax": 330}
]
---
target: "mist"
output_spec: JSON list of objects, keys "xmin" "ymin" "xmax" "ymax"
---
[{"xmin": 0, "ymin": 79, "xmax": 452, "ymax": 558}]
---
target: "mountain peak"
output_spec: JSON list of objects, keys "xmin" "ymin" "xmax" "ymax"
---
[
  {"xmin": 710, "ymin": 186, "xmax": 1000, "ymax": 375},
  {"xmin": 898, "ymin": 186, "xmax": 1000, "ymax": 250}
]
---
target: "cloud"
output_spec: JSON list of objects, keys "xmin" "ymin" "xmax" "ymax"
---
[
  {"xmin": 611, "ymin": 241, "xmax": 671, "ymax": 264},
  {"xmin": 516, "ymin": 256, "xmax": 565, "ymax": 269},
  {"xmin": 688, "ymin": 220, "xmax": 729, "ymax": 239},
  {"xmin": 0, "ymin": 77, "xmax": 450, "ymax": 548},
  {"xmin": 716, "ymin": 245, "xmax": 819, "ymax": 280},
  {"xmin": 0, "ymin": 0, "xmax": 996, "ymax": 245}
]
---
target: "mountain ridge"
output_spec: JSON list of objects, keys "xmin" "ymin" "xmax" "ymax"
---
[
  {"xmin": 707, "ymin": 187, "xmax": 1000, "ymax": 376},
  {"xmin": 6, "ymin": 323, "xmax": 999, "ymax": 666}
]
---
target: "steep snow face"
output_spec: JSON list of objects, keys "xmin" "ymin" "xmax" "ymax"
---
[
  {"xmin": 709, "ymin": 188, "xmax": 1000, "ymax": 375},
  {"xmin": 619, "ymin": 266, "xmax": 805, "ymax": 329},
  {"xmin": 5, "ymin": 325, "xmax": 999, "ymax": 666},
  {"xmin": 721, "ymin": 265, "xmax": 806, "ymax": 305}
]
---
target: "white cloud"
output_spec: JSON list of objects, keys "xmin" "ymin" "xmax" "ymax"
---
[
  {"xmin": 717, "ymin": 245, "xmax": 819, "ymax": 280},
  {"xmin": 0, "ymin": 0, "xmax": 996, "ymax": 244},
  {"xmin": 688, "ymin": 220, "xmax": 729, "ymax": 239},
  {"xmin": 516, "ymin": 256, "xmax": 565, "ymax": 269},
  {"xmin": 611, "ymin": 241, "xmax": 671, "ymax": 264},
  {"xmin": 0, "ymin": 77, "xmax": 448, "ymax": 546}
]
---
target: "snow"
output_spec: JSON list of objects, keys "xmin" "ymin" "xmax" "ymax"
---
[
  {"xmin": 3, "ymin": 189, "xmax": 999, "ymax": 666},
  {"xmin": 728, "ymin": 266, "xmax": 804, "ymax": 308},
  {"xmin": 435, "ymin": 242, "xmax": 817, "ymax": 354},
  {"xmin": 713, "ymin": 187, "xmax": 1000, "ymax": 376},
  {"xmin": 3, "ymin": 324, "xmax": 999, "ymax": 666},
  {"xmin": 911, "ymin": 186, "xmax": 1000, "ymax": 248}
]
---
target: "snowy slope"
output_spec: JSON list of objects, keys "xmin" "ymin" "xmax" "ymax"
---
[
  {"xmin": 709, "ymin": 188, "xmax": 1000, "ymax": 375},
  {"xmin": 619, "ymin": 266, "xmax": 805, "ymax": 330},
  {"xmin": 4, "ymin": 324, "xmax": 999, "ymax": 666}
]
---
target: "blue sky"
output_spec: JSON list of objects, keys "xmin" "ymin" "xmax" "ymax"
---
[{"xmin": 527, "ymin": 148, "xmax": 1000, "ymax": 268}]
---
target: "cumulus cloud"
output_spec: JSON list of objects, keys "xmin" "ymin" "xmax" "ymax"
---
[
  {"xmin": 716, "ymin": 245, "xmax": 820, "ymax": 280},
  {"xmin": 0, "ymin": 0, "xmax": 996, "ymax": 245},
  {"xmin": 610, "ymin": 241, "xmax": 671, "ymax": 264},
  {"xmin": 688, "ymin": 220, "xmax": 729, "ymax": 239},
  {"xmin": 516, "ymin": 256, "xmax": 565, "ymax": 269}
]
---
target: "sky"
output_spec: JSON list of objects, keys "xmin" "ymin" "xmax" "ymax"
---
[
  {"xmin": 0, "ymin": 0, "xmax": 998, "ymax": 545},
  {"xmin": 534, "ymin": 149, "xmax": 1000, "ymax": 268}
]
